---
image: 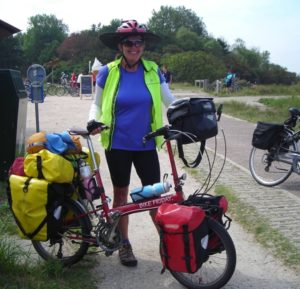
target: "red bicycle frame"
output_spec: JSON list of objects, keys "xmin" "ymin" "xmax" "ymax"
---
[{"xmin": 75, "ymin": 129, "xmax": 185, "ymax": 221}]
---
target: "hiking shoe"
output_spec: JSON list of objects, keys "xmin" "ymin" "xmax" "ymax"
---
[{"xmin": 118, "ymin": 244, "xmax": 137, "ymax": 267}]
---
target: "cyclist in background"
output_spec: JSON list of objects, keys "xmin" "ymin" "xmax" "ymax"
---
[
  {"xmin": 88, "ymin": 20, "xmax": 175, "ymax": 267},
  {"xmin": 60, "ymin": 72, "xmax": 68, "ymax": 86},
  {"xmin": 224, "ymin": 70, "xmax": 235, "ymax": 93}
]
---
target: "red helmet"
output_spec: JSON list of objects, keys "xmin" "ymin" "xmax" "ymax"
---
[
  {"xmin": 99, "ymin": 20, "xmax": 160, "ymax": 50},
  {"xmin": 117, "ymin": 20, "xmax": 147, "ymax": 33}
]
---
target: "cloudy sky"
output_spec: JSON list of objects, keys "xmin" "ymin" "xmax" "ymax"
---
[{"xmin": 2, "ymin": 0, "xmax": 300, "ymax": 74}]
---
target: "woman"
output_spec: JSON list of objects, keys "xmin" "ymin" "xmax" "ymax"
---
[{"xmin": 88, "ymin": 20, "xmax": 175, "ymax": 267}]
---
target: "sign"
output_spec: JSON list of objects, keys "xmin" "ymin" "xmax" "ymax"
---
[
  {"xmin": 27, "ymin": 64, "xmax": 46, "ymax": 103},
  {"xmin": 80, "ymin": 75, "xmax": 93, "ymax": 98}
]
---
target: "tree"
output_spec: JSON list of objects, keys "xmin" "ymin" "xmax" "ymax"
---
[
  {"xmin": 202, "ymin": 37, "xmax": 225, "ymax": 58},
  {"xmin": 148, "ymin": 6, "xmax": 207, "ymax": 37},
  {"xmin": 23, "ymin": 14, "xmax": 68, "ymax": 66},
  {"xmin": 162, "ymin": 51, "xmax": 226, "ymax": 83},
  {"xmin": 0, "ymin": 34, "xmax": 24, "ymax": 70},
  {"xmin": 147, "ymin": 5, "xmax": 207, "ymax": 51},
  {"xmin": 57, "ymin": 31, "xmax": 98, "ymax": 62},
  {"xmin": 175, "ymin": 27, "xmax": 203, "ymax": 51}
]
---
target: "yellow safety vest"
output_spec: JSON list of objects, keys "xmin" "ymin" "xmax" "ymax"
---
[{"xmin": 99, "ymin": 58, "xmax": 163, "ymax": 149}]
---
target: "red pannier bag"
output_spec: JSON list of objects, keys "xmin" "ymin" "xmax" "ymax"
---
[
  {"xmin": 155, "ymin": 203, "xmax": 208, "ymax": 273},
  {"xmin": 8, "ymin": 157, "xmax": 25, "ymax": 177}
]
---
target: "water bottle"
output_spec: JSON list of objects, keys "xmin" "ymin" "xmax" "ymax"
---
[
  {"xmin": 130, "ymin": 182, "xmax": 171, "ymax": 202},
  {"xmin": 79, "ymin": 160, "xmax": 97, "ymax": 201}
]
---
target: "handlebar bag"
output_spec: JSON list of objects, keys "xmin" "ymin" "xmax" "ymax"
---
[
  {"xmin": 7, "ymin": 175, "xmax": 69, "ymax": 241},
  {"xmin": 24, "ymin": 149, "xmax": 75, "ymax": 183},
  {"xmin": 167, "ymin": 97, "xmax": 218, "ymax": 144},
  {"xmin": 252, "ymin": 122, "xmax": 284, "ymax": 150},
  {"xmin": 155, "ymin": 203, "xmax": 208, "ymax": 273}
]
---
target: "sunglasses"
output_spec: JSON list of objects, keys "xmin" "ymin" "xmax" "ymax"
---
[{"xmin": 121, "ymin": 39, "xmax": 145, "ymax": 48}]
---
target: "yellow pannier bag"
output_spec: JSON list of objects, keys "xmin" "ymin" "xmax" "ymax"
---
[
  {"xmin": 24, "ymin": 149, "xmax": 74, "ymax": 183},
  {"xmin": 8, "ymin": 175, "xmax": 72, "ymax": 241}
]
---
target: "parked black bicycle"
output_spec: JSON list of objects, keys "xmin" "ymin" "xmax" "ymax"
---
[{"xmin": 249, "ymin": 107, "xmax": 300, "ymax": 186}]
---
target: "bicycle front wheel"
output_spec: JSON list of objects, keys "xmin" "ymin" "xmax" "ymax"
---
[
  {"xmin": 249, "ymin": 135, "xmax": 297, "ymax": 186},
  {"xmin": 56, "ymin": 85, "xmax": 66, "ymax": 96},
  {"xmin": 32, "ymin": 198, "xmax": 92, "ymax": 266},
  {"xmin": 170, "ymin": 218, "xmax": 236, "ymax": 289},
  {"xmin": 45, "ymin": 84, "xmax": 57, "ymax": 96}
]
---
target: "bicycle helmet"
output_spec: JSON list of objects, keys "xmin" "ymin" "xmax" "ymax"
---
[{"xmin": 99, "ymin": 19, "xmax": 160, "ymax": 50}]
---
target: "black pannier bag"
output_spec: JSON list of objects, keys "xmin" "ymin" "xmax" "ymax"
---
[
  {"xmin": 252, "ymin": 122, "xmax": 284, "ymax": 150},
  {"xmin": 167, "ymin": 97, "xmax": 218, "ymax": 167}
]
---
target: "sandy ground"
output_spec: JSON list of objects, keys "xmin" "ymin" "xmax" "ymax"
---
[{"xmin": 25, "ymin": 95, "xmax": 300, "ymax": 289}]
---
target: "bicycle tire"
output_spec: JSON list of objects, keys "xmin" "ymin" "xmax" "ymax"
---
[
  {"xmin": 170, "ymin": 218, "xmax": 236, "ymax": 289},
  {"xmin": 249, "ymin": 131, "xmax": 297, "ymax": 186},
  {"xmin": 70, "ymin": 86, "xmax": 79, "ymax": 97},
  {"xmin": 56, "ymin": 85, "xmax": 66, "ymax": 96},
  {"xmin": 32, "ymin": 198, "xmax": 92, "ymax": 266},
  {"xmin": 46, "ymin": 84, "xmax": 57, "ymax": 96}
]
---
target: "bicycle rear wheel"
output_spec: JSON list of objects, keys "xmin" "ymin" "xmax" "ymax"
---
[
  {"xmin": 32, "ymin": 198, "xmax": 92, "ymax": 266},
  {"xmin": 249, "ymin": 133, "xmax": 297, "ymax": 186},
  {"xmin": 170, "ymin": 218, "xmax": 236, "ymax": 289}
]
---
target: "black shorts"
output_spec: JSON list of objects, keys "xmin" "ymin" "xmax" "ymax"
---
[
  {"xmin": 105, "ymin": 149, "xmax": 160, "ymax": 187},
  {"xmin": 226, "ymin": 79, "xmax": 232, "ymax": 88}
]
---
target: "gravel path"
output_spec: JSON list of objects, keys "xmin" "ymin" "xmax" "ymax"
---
[{"xmin": 25, "ymin": 94, "xmax": 300, "ymax": 289}]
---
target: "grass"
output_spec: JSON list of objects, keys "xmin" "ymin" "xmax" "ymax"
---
[
  {"xmin": 172, "ymin": 82, "xmax": 300, "ymax": 97},
  {"xmin": 171, "ymin": 82, "xmax": 203, "ymax": 93},
  {"xmin": 0, "ymin": 181, "xmax": 98, "ymax": 289},
  {"xmin": 234, "ymin": 83, "xmax": 300, "ymax": 96},
  {"xmin": 215, "ymin": 83, "xmax": 300, "ymax": 97},
  {"xmin": 222, "ymin": 96, "xmax": 300, "ymax": 124},
  {"xmin": 214, "ymin": 185, "xmax": 300, "ymax": 270}
]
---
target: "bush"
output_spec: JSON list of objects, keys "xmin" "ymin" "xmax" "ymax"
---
[{"xmin": 161, "ymin": 51, "xmax": 227, "ymax": 83}]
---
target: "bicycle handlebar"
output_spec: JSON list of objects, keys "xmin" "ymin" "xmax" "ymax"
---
[
  {"xmin": 143, "ymin": 125, "xmax": 187, "ymax": 143},
  {"xmin": 143, "ymin": 125, "xmax": 170, "ymax": 142}
]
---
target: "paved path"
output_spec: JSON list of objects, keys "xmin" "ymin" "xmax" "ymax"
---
[{"xmin": 25, "ymin": 94, "xmax": 300, "ymax": 289}]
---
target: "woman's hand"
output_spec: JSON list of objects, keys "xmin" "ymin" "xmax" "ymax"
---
[{"xmin": 87, "ymin": 120, "xmax": 108, "ymax": 135}]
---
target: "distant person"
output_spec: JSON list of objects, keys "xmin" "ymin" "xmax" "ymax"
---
[
  {"xmin": 161, "ymin": 65, "xmax": 172, "ymax": 88},
  {"xmin": 60, "ymin": 72, "xmax": 68, "ymax": 86},
  {"xmin": 91, "ymin": 58, "xmax": 102, "ymax": 90},
  {"xmin": 70, "ymin": 72, "xmax": 77, "ymax": 88},
  {"xmin": 77, "ymin": 71, "xmax": 83, "ymax": 89},
  {"xmin": 224, "ymin": 70, "xmax": 235, "ymax": 93}
]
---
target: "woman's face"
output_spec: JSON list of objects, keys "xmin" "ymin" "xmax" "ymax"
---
[{"xmin": 119, "ymin": 35, "xmax": 145, "ymax": 65}]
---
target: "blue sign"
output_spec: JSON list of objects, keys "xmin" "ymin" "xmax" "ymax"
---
[{"xmin": 27, "ymin": 64, "xmax": 46, "ymax": 103}]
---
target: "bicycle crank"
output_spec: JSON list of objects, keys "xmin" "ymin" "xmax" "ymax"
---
[{"xmin": 95, "ymin": 212, "xmax": 122, "ymax": 253}]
